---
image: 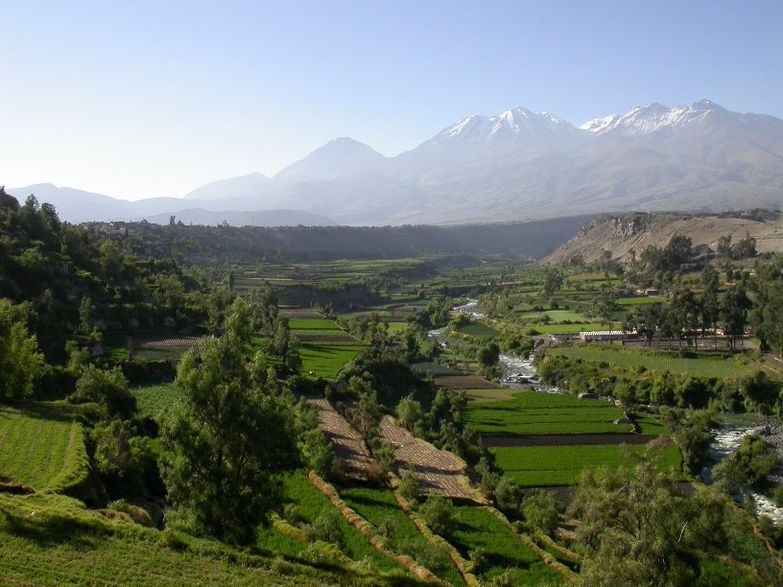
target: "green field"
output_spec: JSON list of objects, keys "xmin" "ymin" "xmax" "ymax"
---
[
  {"xmin": 289, "ymin": 319, "xmax": 342, "ymax": 331},
  {"xmin": 519, "ymin": 310, "xmax": 588, "ymax": 323},
  {"xmin": 491, "ymin": 443, "xmax": 682, "ymax": 487},
  {"xmin": 340, "ymin": 487, "xmax": 463, "ymax": 585},
  {"xmin": 281, "ymin": 473, "xmax": 404, "ymax": 574},
  {"xmin": 465, "ymin": 391, "xmax": 626, "ymax": 435},
  {"xmin": 300, "ymin": 343, "xmax": 364, "ymax": 379},
  {"xmin": 616, "ymin": 296, "xmax": 665, "ymax": 306},
  {"xmin": 527, "ymin": 323, "xmax": 615, "ymax": 335},
  {"xmin": 447, "ymin": 506, "xmax": 561, "ymax": 584},
  {"xmin": 547, "ymin": 346, "xmax": 754, "ymax": 378},
  {"xmin": 385, "ymin": 322, "xmax": 408, "ymax": 334},
  {"xmin": 0, "ymin": 403, "xmax": 89, "ymax": 492},
  {"xmin": 131, "ymin": 383, "xmax": 181, "ymax": 422},
  {"xmin": 410, "ymin": 362, "xmax": 464, "ymax": 376},
  {"xmin": 454, "ymin": 322, "xmax": 499, "ymax": 338}
]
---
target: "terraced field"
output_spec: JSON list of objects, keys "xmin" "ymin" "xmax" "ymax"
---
[
  {"xmin": 131, "ymin": 383, "xmax": 181, "ymax": 422},
  {"xmin": 378, "ymin": 416, "xmax": 485, "ymax": 503},
  {"xmin": 305, "ymin": 398, "xmax": 378, "ymax": 482},
  {"xmin": 0, "ymin": 403, "xmax": 89, "ymax": 492},
  {"xmin": 454, "ymin": 322, "xmax": 499, "ymax": 338},
  {"xmin": 339, "ymin": 487, "xmax": 464, "ymax": 585},
  {"xmin": 281, "ymin": 473, "xmax": 406, "ymax": 574},
  {"xmin": 446, "ymin": 506, "xmax": 562, "ymax": 585},
  {"xmin": 300, "ymin": 344, "xmax": 364, "ymax": 379},
  {"xmin": 465, "ymin": 391, "xmax": 628, "ymax": 436}
]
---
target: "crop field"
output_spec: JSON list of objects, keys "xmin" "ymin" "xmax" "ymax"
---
[
  {"xmin": 447, "ymin": 506, "xmax": 561, "ymax": 585},
  {"xmin": 281, "ymin": 473, "xmax": 404, "ymax": 573},
  {"xmin": 463, "ymin": 389, "xmax": 519, "ymax": 402},
  {"xmin": 378, "ymin": 416, "xmax": 483, "ymax": 502},
  {"xmin": 547, "ymin": 345, "xmax": 754, "ymax": 378},
  {"xmin": 616, "ymin": 296, "xmax": 665, "ymax": 305},
  {"xmin": 519, "ymin": 310, "xmax": 588, "ymax": 323},
  {"xmin": 410, "ymin": 362, "xmax": 464, "ymax": 376},
  {"xmin": 300, "ymin": 343, "xmax": 364, "ymax": 379},
  {"xmin": 0, "ymin": 493, "xmax": 364, "ymax": 586},
  {"xmin": 0, "ymin": 403, "xmax": 88, "ymax": 492},
  {"xmin": 306, "ymin": 398, "xmax": 378, "ymax": 482},
  {"xmin": 131, "ymin": 383, "xmax": 181, "ymax": 422},
  {"xmin": 434, "ymin": 376, "xmax": 499, "ymax": 390},
  {"xmin": 339, "ymin": 487, "xmax": 463, "ymax": 585},
  {"xmin": 491, "ymin": 443, "xmax": 682, "ymax": 487},
  {"xmin": 465, "ymin": 391, "xmax": 627, "ymax": 436},
  {"xmin": 454, "ymin": 322, "xmax": 499, "ymax": 338},
  {"xmin": 526, "ymin": 322, "xmax": 616, "ymax": 335},
  {"xmin": 289, "ymin": 318, "xmax": 342, "ymax": 331},
  {"xmin": 385, "ymin": 322, "xmax": 408, "ymax": 334}
]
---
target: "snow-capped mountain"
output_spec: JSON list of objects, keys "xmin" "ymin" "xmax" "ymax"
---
[{"xmin": 9, "ymin": 100, "xmax": 783, "ymax": 226}]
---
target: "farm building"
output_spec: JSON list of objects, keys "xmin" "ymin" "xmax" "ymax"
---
[{"xmin": 579, "ymin": 330, "xmax": 638, "ymax": 342}]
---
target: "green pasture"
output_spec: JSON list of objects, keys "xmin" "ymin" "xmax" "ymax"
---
[
  {"xmin": 289, "ymin": 319, "xmax": 341, "ymax": 331},
  {"xmin": 491, "ymin": 443, "xmax": 682, "ymax": 487},
  {"xmin": 465, "ymin": 391, "xmax": 626, "ymax": 436},
  {"xmin": 519, "ymin": 310, "xmax": 588, "ymax": 323},
  {"xmin": 526, "ymin": 323, "xmax": 616, "ymax": 335},
  {"xmin": 547, "ymin": 346, "xmax": 754, "ymax": 378},
  {"xmin": 616, "ymin": 296, "xmax": 665, "ymax": 306}
]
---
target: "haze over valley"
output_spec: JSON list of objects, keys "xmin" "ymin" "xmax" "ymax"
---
[{"xmin": 10, "ymin": 99, "xmax": 783, "ymax": 226}]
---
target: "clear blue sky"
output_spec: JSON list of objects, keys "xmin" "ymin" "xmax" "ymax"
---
[{"xmin": 2, "ymin": 0, "xmax": 781, "ymax": 199}]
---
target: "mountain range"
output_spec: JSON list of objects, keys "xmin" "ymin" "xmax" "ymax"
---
[{"xmin": 8, "ymin": 99, "xmax": 783, "ymax": 226}]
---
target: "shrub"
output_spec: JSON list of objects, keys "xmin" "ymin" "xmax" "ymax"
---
[
  {"xmin": 419, "ymin": 495, "xmax": 455, "ymax": 536},
  {"xmin": 495, "ymin": 477, "xmax": 523, "ymax": 515},
  {"xmin": 311, "ymin": 509, "xmax": 344, "ymax": 547},
  {"xmin": 398, "ymin": 469, "xmax": 420, "ymax": 504}
]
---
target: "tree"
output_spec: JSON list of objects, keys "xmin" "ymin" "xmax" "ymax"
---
[
  {"xmin": 419, "ymin": 495, "xmax": 455, "ymax": 536},
  {"xmin": 543, "ymin": 268, "xmax": 564, "ymax": 296},
  {"xmin": 478, "ymin": 342, "xmax": 500, "ymax": 370},
  {"xmin": 0, "ymin": 300, "xmax": 45, "ymax": 399},
  {"xmin": 713, "ymin": 434, "xmax": 780, "ymax": 493},
  {"xmin": 70, "ymin": 365, "xmax": 136, "ymax": 419},
  {"xmin": 396, "ymin": 394, "xmax": 425, "ymax": 433},
  {"xmin": 720, "ymin": 285, "xmax": 750, "ymax": 350},
  {"xmin": 522, "ymin": 490, "xmax": 560, "ymax": 536},
  {"xmin": 160, "ymin": 334, "xmax": 300, "ymax": 543}
]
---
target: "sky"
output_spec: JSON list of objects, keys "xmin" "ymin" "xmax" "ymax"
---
[{"xmin": 2, "ymin": 0, "xmax": 782, "ymax": 200}]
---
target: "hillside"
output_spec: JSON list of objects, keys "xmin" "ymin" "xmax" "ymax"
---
[{"xmin": 544, "ymin": 210, "xmax": 783, "ymax": 264}]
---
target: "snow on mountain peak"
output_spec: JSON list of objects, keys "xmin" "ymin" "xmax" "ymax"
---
[
  {"xmin": 580, "ymin": 99, "xmax": 724, "ymax": 136},
  {"xmin": 436, "ymin": 106, "xmax": 574, "ymax": 144}
]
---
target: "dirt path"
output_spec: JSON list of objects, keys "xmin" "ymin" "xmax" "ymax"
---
[
  {"xmin": 482, "ymin": 433, "xmax": 658, "ymax": 447},
  {"xmin": 305, "ymin": 397, "xmax": 378, "ymax": 482},
  {"xmin": 378, "ymin": 415, "xmax": 487, "ymax": 504}
]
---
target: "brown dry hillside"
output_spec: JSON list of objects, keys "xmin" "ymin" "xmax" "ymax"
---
[{"xmin": 544, "ymin": 210, "xmax": 783, "ymax": 265}]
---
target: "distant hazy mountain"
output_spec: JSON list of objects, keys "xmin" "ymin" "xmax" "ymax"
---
[
  {"xmin": 9, "ymin": 99, "xmax": 783, "ymax": 225},
  {"xmin": 184, "ymin": 172, "xmax": 271, "ymax": 200},
  {"xmin": 147, "ymin": 208, "xmax": 336, "ymax": 227},
  {"xmin": 274, "ymin": 138, "xmax": 386, "ymax": 183}
]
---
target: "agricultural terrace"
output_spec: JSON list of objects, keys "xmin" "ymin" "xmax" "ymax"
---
[
  {"xmin": 0, "ymin": 403, "xmax": 89, "ymax": 492},
  {"xmin": 339, "ymin": 487, "xmax": 464, "ymax": 585},
  {"xmin": 280, "ymin": 472, "xmax": 406, "ymax": 574},
  {"xmin": 465, "ymin": 391, "xmax": 630, "ymax": 436},
  {"xmin": 446, "ymin": 506, "xmax": 562, "ymax": 585},
  {"xmin": 491, "ymin": 442, "xmax": 682, "ymax": 487},
  {"xmin": 547, "ymin": 345, "xmax": 756, "ymax": 378},
  {"xmin": 526, "ymin": 322, "xmax": 617, "ymax": 335}
]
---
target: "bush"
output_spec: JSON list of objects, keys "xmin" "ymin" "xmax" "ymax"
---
[
  {"xmin": 495, "ymin": 477, "xmax": 523, "ymax": 515},
  {"xmin": 398, "ymin": 469, "xmax": 420, "ymax": 504},
  {"xmin": 311, "ymin": 509, "xmax": 344, "ymax": 547},
  {"xmin": 419, "ymin": 495, "xmax": 455, "ymax": 536},
  {"xmin": 522, "ymin": 490, "xmax": 560, "ymax": 536}
]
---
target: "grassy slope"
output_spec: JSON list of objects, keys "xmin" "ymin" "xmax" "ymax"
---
[
  {"xmin": 0, "ymin": 403, "xmax": 88, "ymax": 492},
  {"xmin": 131, "ymin": 383, "xmax": 181, "ymax": 421},
  {"xmin": 300, "ymin": 344, "xmax": 364, "ymax": 379},
  {"xmin": 547, "ymin": 346, "xmax": 754, "ymax": 378},
  {"xmin": 0, "ymin": 493, "xmax": 380, "ymax": 587},
  {"xmin": 491, "ymin": 443, "xmax": 682, "ymax": 487}
]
